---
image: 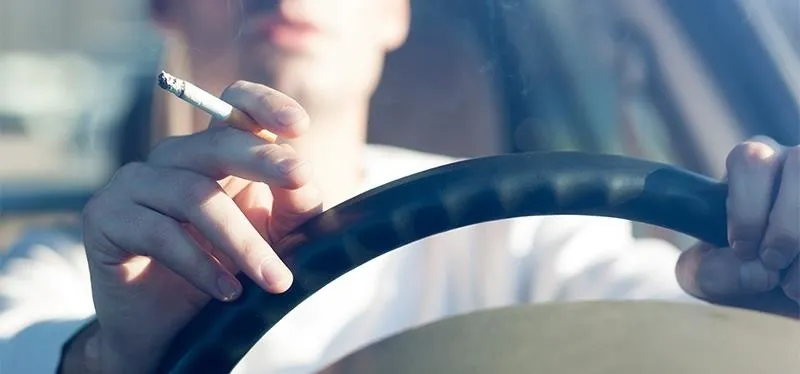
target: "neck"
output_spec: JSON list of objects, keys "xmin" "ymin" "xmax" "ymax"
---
[
  {"xmin": 286, "ymin": 105, "xmax": 369, "ymax": 206},
  {"xmin": 185, "ymin": 67, "xmax": 370, "ymax": 207}
]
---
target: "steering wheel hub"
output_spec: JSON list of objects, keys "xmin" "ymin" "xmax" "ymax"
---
[{"xmin": 320, "ymin": 301, "xmax": 800, "ymax": 374}]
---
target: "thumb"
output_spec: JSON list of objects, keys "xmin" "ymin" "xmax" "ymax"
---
[
  {"xmin": 677, "ymin": 243, "xmax": 799, "ymax": 317},
  {"xmin": 676, "ymin": 243, "xmax": 754, "ymax": 299}
]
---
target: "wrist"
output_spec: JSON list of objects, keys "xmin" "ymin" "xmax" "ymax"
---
[{"xmin": 58, "ymin": 319, "xmax": 101, "ymax": 374}]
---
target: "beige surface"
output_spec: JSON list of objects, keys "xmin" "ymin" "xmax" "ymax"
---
[
  {"xmin": 0, "ymin": 137, "xmax": 109, "ymax": 182},
  {"xmin": 0, "ymin": 136, "xmax": 100, "ymax": 249},
  {"xmin": 320, "ymin": 301, "xmax": 800, "ymax": 374},
  {"xmin": 0, "ymin": 213, "xmax": 80, "ymax": 249}
]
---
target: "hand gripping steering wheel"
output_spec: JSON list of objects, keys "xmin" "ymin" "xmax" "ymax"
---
[{"xmin": 155, "ymin": 152, "xmax": 794, "ymax": 373}]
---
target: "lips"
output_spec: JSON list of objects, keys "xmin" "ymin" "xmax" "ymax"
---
[{"xmin": 241, "ymin": 12, "xmax": 323, "ymax": 51}]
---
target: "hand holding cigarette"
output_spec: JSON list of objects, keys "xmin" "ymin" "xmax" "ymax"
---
[
  {"xmin": 158, "ymin": 71, "xmax": 281, "ymax": 142},
  {"xmin": 77, "ymin": 77, "xmax": 321, "ymax": 373}
]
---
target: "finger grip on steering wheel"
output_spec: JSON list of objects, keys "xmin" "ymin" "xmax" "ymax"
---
[{"xmin": 157, "ymin": 151, "xmax": 728, "ymax": 373}]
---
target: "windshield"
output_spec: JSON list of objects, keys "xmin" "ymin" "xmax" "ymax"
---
[
  {"xmin": 1, "ymin": 0, "xmax": 798, "ymax": 247},
  {"xmin": 758, "ymin": 0, "xmax": 800, "ymax": 60}
]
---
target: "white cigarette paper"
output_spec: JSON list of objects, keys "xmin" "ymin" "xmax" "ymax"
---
[{"xmin": 157, "ymin": 71, "xmax": 278, "ymax": 142}]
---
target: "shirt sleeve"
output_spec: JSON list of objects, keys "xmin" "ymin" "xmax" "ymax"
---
[
  {"xmin": 510, "ymin": 215, "xmax": 701, "ymax": 304},
  {"xmin": 0, "ymin": 227, "xmax": 96, "ymax": 374}
]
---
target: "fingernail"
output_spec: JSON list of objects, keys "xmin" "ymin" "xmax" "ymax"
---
[
  {"xmin": 275, "ymin": 107, "xmax": 306, "ymax": 127},
  {"xmin": 740, "ymin": 261, "xmax": 779, "ymax": 291},
  {"xmin": 761, "ymin": 248, "xmax": 789, "ymax": 269},
  {"xmin": 217, "ymin": 274, "xmax": 242, "ymax": 301},
  {"xmin": 261, "ymin": 259, "xmax": 293, "ymax": 293}
]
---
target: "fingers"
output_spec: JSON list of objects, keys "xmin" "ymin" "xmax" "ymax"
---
[
  {"xmin": 83, "ymin": 195, "xmax": 242, "ymax": 302},
  {"xmin": 760, "ymin": 147, "xmax": 800, "ymax": 271},
  {"xmin": 231, "ymin": 176, "xmax": 324, "ymax": 244},
  {"xmin": 84, "ymin": 80, "xmax": 316, "ymax": 299},
  {"xmin": 677, "ymin": 242, "xmax": 778, "ymax": 298},
  {"xmin": 723, "ymin": 137, "xmax": 800, "ymax": 305},
  {"xmin": 722, "ymin": 137, "xmax": 788, "ymax": 293},
  {"xmin": 231, "ymin": 182, "xmax": 275, "ymax": 240},
  {"xmin": 677, "ymin": 244, "xmax": 799, "ymax": 317},
  {"xmin": 148, "ymin": 80, "xmax": 315, "ymax": 189},
  {"xmin": 269, "ymin": 182, "xmax": 324, "ymax": 242},
  {"xmin": 112, "ymin": 163, "xmax": 294, "ymax": 294},
  {"xmin": 725, "ymin": 137, "xmax": 784, "ymax": 259},
  {"xmin": 148, "ymin": 127, "xmax": 313, "ymax": 189},
  {"xmin": 679, "ymin": 137, "xmax": 800, "ymax": 313},
  {"xmin": 782, "ymin": 260, "xmax": 800, "ymax": 301},
  {"xmin": 216, "ymin": 80, "xmax": 310, "ymax": 138}
]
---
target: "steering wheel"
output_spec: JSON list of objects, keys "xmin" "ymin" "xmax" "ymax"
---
[{"xmin": 155, "ymin": 151, "xmax": 792, "ymax": 373}]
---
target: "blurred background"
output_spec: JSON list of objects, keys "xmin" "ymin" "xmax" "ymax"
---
[
  {"xmin": 0, "ymin": 1, "xmax": 160, "ymax": 182},
  {"xmin": 0, "ymin": 0, "xmax": 798, "ymax": 247},
  {"xmin": 0, "ymin": 0, "xmax": 161, "ymax": 244}
]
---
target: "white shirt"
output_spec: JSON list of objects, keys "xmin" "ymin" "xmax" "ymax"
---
[{"xmin": 0, "ymin": 145, "xmax": 698, "ymax": 373}]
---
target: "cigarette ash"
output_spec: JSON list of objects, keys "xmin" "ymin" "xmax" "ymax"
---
[{"xmin": 157, "ymin": 71, "xmax": 185, "ymax": 96}]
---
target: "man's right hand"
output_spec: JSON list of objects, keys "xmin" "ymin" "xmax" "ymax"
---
[{"xmin": 73, "ymin": 81, "xmax": 323, "ymax": 374}]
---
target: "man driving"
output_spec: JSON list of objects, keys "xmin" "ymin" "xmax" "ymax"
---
[{"xmin": 1, "ymin": 1, "xmax": 798, "ymax": 373}]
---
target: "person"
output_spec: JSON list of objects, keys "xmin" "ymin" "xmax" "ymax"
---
[{"xmin": 1, "ymin": 0, "xmax": 798, "ymax": 373}]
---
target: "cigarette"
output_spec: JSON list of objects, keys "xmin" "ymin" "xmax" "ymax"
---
[{"xmin": 157, "ymin": 71, "xmax": 278, "ymax": 143}]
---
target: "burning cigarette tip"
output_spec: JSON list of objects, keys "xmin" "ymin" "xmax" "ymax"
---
[
  {"xmin": 157, "ymin": 71, "xmax": 184, "ymax": 96},
  {"xmin": 154, "ymin": 70, "xmax": 278, "ymax": 143}
]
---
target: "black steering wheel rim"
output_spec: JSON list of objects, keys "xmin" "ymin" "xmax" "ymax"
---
[{"xmin": 157, "ymin": 151, "xmax": 728, "ymax": 373}]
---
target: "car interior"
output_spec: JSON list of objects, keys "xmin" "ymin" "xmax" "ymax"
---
[
  {"xmin": 1, "ymin": 1, "xmax": 799, "ymax": 373},
  {"xmin": 2, "ymin": 0, "xmax": 796, "ymax": 249}
]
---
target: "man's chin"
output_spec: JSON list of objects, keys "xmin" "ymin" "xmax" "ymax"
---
[
  {"xmin": 240, "ymin": 39, "xmax": 327, "ymax": 77},
  {"xmin": 238, "ymin": 48, "xmax": 317, "ymax": 94},
  {"xmin": 242, "ymin": 44, "xmax": 312, "ymax": 78}
]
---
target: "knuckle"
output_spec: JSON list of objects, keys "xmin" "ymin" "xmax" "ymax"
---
[
  {"xmin": 206, "ymin": 125, "xmax": 234, "ymax": 150},
  {"xmin": 221, "ymin": 80, "xmax": 251, "ymax": 100},
  {"xmin": 726, "ymin": 142, "xmax": 778, "ymax": 171},
  {"xmin": 222, "ymin": 80, "xmax": 279, "ymax": 114},
  {"xmin": 746, "ymin": 135, "xmax": 780, "ymax": 148},
  {"xmin": 82, "ymin": 193, "xmax": 112, "ymax": 230},
  {"xmin": 254, "ymin": 90, "xmax": 279, "ymax": 111},
  {"xmin": 113, "ymin": 162, "xmax": 151, "ymax": 186},
  {"xmin": 222, "ymin": 80, "xmax": 277, "ymax": 109},
  {"xmin": 253, "ymin": 143, "xmax": 285, "ymax": 162},
  {"xmin": 180, "ymin": 175, "xmax": 222, "ymax": 207},
  {"xmin": 140, "ymin": 215, "xmax": 177, "ymax": 251},
  {"xmin": 236, "ymin": 236, "xmax": 269, "ymax": 264},
  {"xmin": 81, "ymin": 194, "xmax": 131, "ymax": 255},
  {"xmin": 82, "ymin": 164, "xmax": 147, "ymax": 229},
  {"xmin": 244, "ymin": 90, "xmax": 280, "ymax": 125},
  {"xmin": 149, "ymin": 136, "xmax": 181, "ymax": 161},
  {"xmin": 764, "ymin": 224, "xmax": 800, "ymax": 250}
]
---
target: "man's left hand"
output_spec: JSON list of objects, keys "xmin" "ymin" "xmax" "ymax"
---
[{"xmin": 676, "ymin": 137, "xmax": 800, "ymax": 318}]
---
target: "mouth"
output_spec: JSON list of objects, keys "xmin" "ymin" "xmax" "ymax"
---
[{"xmin": 240, "ymin": 8, "xmax": 323, "ymax": 51}]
